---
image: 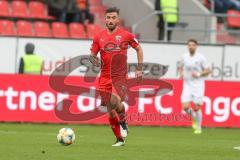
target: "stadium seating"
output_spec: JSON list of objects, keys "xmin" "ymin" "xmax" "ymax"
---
[
  {"xmin": 89, "ymin": 5, "xmax": 106, "ymax": 26},
  {"xmin": 0, "ymin": 1, "xmax": 10, "ymax": 17},
  {"xmin": 0, "ymin": 20, "xmax": 16, "ymax": 36},
  {"xmin": 89, "ymin": 0, "xmax": 102, "ymax": 6},
  {"xmin": 69, "ymin": 23, "xmax": 86, "ymax": 39},
  {"xmin": 86, "ymin": 24, "xmax": 102, "ymax": 38},
  {"xmin": 217, "ymin": 33, "xmax": 237, "ymax": 44},
  {"xmin": 16, "ymin": 20, "xmax": 33, "ymax": 36},
  {"xmin": 202, "ymin": 1, "xmax": 240, "ymax": 43},
  {"xmin": 203, "ymin": 0, "xmax": 211, "ymax": 10},
  {"xmin": 0, "ymin": 0, "xmax": 121, "ymax": 39},
  {"xmin": 12, "ymin": 1, "xmax": 29, "ymax": 18},
  {"xmin": 227, "ymin": 10, "xmax": 240, "ymax": 28},
  {"xmin": 90, "ymin": 6, "xmax": 105, "ymax": 16},
  {"xmin": 28, "ymin": 1, "xmax": 47, "ymax": 19},
  {"xmin": 34, "ymin": 21, "xmax": 52, "ymax": 37},
  {"xmin": 52, "ymin": 22, "xmax": 69, "ymax": 38}
]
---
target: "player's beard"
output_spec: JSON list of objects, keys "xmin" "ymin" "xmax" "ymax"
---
[
  {"xmin": 106, "ymin": 23, "xmax": 117, "ymax": 32},
  {"xmin": 189, "ymin": 48, "xmax": 196, "ymax": 55}
]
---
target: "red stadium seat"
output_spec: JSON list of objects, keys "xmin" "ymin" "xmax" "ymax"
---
[
  {"xmin": 89, "ymin": 6, "xmax": 105, "ymax": 23},
  {"xmin": 34, "ymin": 21, "xmax": 52, "ymax": 37},
  {"xmin": 86, "ymin": 24, "xmax": 102, "ymax": 39},
  {"xmin": 88, "ymin": 0, "xmax": 102, "ymax": 6},
  {"xmin": 217, "ymin": 32, "xmax": 237, "ymax": 44},
  {"xmin": 89, "ymin": 6, "xmax": 105, "ymax": 15},
  {"xmin": 29, "ymin": 1, "xmax": 47, "ymax": 19},
  {"xmin": 16, "ymin": 20, "xmax": 33, "ymax": 37},
  {"xmin": 227, "ymin": 10, "xmax": 240, "ymax": 28},
  {"xmin": 12, "ymin": 1, "xmax": 29, "ymax": 18},
  {"xmin": 0, "ymin": 1, "xmax": 10, "ymax": 17},
  {"xmin": 52, "ymin": 22, "xmax": 69, "ymax": 38},
  {"xmin": 204, "ymin": 0, "xmax": 211, "ymax": 10},
  {"xmin": 69, "ymin": 23, "xmax": 86, "ymax": 39},
  {"xmin": 0, "ymin": 20, "xmax": 16, "ymax": 36}
]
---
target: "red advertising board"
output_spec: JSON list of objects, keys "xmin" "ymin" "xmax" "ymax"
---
[{"xmin": 0, "ymin": 74, "xmax": 239, "ymax": 128}]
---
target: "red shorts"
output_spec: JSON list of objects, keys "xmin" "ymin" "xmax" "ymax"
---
[{"xmin": 98, "ymin": 76, "xmax": 127, "ymax": 106}]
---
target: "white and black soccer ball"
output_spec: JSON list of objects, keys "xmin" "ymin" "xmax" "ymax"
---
[{"xmin": 57, "ymin": 128, "xmax": 75, "ymax": 145}]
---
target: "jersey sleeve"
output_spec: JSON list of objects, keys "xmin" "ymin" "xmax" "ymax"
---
[
  {"xmin": 178, "ymin": 55, "xmax": 184, "ymax": 69},
  {"xmin": 90, "ymin": 34, "xmax": 100, "ymax": 55},
  {"xmin": 128, "ymin": 32, "xmax": 139, "ymax": 49},
  {"xmin": 201, "ymin": 55, "xmax": 209, "ymax": 70}
]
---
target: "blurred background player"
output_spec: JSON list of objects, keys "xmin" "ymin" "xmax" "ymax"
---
[
  {"xmin": 19, "ymin": 43, "xmax": 43, "ymax": 75},
  {"xmin": 89, "ymin": 7, "xmax": 143, "ymax": 147},
  {"xmin": 178, "ymin": 39, "xmax": 211, "ymax": 134}
]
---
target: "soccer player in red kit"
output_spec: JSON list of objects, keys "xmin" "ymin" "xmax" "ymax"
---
[{"xmin": 90, "ymin": 7, "xmax": 143, "ymax": 147}]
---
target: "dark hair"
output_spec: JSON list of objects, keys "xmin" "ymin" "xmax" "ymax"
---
[
  {"xmin": 25, "ymin": 43, "xmax": 35, "ymax": 54},
  {"xmin": 187, "ymin": 39, "xmax": 198, "ymax": 45},
  {"xmin": 105, "ymin": 7, "xmax": 120, "ymax": 15}
]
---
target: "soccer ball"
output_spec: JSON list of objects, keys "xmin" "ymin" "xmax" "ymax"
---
[{"xmin": 57, "ymin": 128, "xmax": 75, "ymax": 145}]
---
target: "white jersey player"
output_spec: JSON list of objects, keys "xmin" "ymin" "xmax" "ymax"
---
[{"xmin": 178, "ymin": 39, "xmax": 211, "ymax": 134}]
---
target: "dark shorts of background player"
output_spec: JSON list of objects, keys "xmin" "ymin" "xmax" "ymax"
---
[{"xmin": 99, "ymin": 77, "xmax": 127, "ymax": 106}]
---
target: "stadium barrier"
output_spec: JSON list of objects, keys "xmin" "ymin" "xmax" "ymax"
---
[
  {"xmin": 0, "ymin": 37, "xmax": 240, "ymax": 127},
  {"xmin": 0, "ymin": 37, "xmax": 240, "ymax": 81},
  {"xmin": 0, "ymin": 74, "xmax": 239, "ymax": 127}
]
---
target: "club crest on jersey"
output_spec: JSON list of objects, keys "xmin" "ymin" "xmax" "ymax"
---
[
  {"xmin": 112, "ymin": 35, "xmax": 121, "ymax": 51},
  {"xmin": 115, "ymin": 36, "xmax": 122, "ymax": 43}
]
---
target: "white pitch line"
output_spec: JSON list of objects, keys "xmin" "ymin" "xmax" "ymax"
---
[
  {"xmin": 0, "ymin": 130, "xmax": 85, "ymax": 138},
  {"xmin": 233, "ymin": 146, "xmax": 240, "ymax": 150},
  {"xmin": 0, "ymin": 130, "xmax": 55, "ymax": 136}
]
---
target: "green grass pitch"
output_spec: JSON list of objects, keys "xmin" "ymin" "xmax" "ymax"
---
[{"xmin": 0, "ymin": 123, "xmax": 239, "ymax": 160}]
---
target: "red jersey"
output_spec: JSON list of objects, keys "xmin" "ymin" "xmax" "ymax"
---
[{"xmin": 90, "ymin": 27, "xmax": 139, "ymax": 80}]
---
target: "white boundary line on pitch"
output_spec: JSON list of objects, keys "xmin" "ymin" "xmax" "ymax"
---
[
  {"xmin": 233, "ymin": 146, "xmax": 240, "ymax": 150},
  {"xmin": 0, "ymin": 130, "xmax": 54, "ymax": 135},
  {"xmin": 0, "ymin": 130, "xmax": 85, "ymax": 137}
]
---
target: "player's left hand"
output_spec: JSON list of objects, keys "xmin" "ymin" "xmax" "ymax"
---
[
  {"xmin": 192, "ymin": 72, "xmax": 201, "ymax": 78},
  {"xmin": 89, "ymin": 55, "xmax": 101, "ymax": 67},
  {"xmin": 135, "ymin": 70, "xmax": 143, "ymax": 82}
]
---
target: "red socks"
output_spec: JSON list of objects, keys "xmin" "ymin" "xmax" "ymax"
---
[
  {"xmin": 109, "ymin": 116, "xmax": 123, "ymax": 140},
  {"xmin": 117, "ymin": 106, "xmax": 126, "ymax": 123}
]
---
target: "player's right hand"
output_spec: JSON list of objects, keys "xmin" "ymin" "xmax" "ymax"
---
[
  {"xmin": 192, "ymin": 72, "xmax": 201, "ymax": 78},
  {"xmin": 89, "ymin": 55, "xmax": 101, "ymax": 67},
  {"xmin": 179, "ymin": 73, "xmax": 184, "ymax": 79}
]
